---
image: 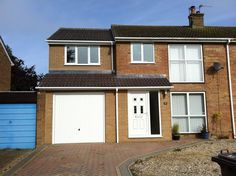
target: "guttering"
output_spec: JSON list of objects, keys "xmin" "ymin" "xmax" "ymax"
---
[
  {"xmin": 115, "ymin": 37, "xmax": 236, "ymax": 43},
  {"xmin": 36, "ymin": 86, "xmax": 174, "ymax": 90},
  {"xmin": 226, "ymin": 39, "xmax": 236, "ymax": 139},
  {"xmin": 46, "ymin": 40, "xmax": 114, "ymax": 45},
  {"xmin": 115, "ymin": 88, "xmax": 119, "ymax": 143}
]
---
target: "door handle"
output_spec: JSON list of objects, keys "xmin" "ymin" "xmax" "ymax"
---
[{"xmin": 78, "ymin": 128, "xmax": 80, "ymax": 131}]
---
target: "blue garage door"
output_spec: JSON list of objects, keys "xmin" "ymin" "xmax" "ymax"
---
[{"xmin": 0, "ymin": 104, "xmax": 36, "ymax": 149}]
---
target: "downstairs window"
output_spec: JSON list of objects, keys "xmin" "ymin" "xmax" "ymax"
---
[{"xmin": 171, "ymin": 92, "xmax": 206, "ymax": 133}]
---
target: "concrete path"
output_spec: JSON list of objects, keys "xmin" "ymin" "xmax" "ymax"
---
[{"xmin": 14, "ymin": 140, "xmax": 198, "ymax": 176}]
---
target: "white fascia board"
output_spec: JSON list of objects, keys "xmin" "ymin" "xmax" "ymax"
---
[
  {"xmin": 0, "ymin": 38, "xmax": 14, "ymax": 66},
  {"xmin": 115, "ymin": 37, "xmax": 236, "ymax": 43},
  {"xmin": 46, "ymin": 40, "xmax": 114, "ymax": 45},
  {"xmin": 36, "ymin": 86, "xmax": 174, "ymax": 90}
]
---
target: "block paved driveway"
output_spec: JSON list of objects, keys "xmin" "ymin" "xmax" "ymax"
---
[{"xmin": 15, "ymin": 140, "xmax": 197, "ymax": 176}]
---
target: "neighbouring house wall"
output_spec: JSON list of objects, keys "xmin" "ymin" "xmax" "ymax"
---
[
  {"xmin": 115, "ymin": 42, "xmax": 169, "ymax": 75},
  {"xmin": 49, "ymin": 45, "xmax": 113, "ymax": 71},
  {"xmin": 230, "ymin": 44, "xmax": 236, "ymax": 136},
  {"xmin": 118, "ymin": 90, "xmax": 172, "ymax": 142},
  {"xmin": 36, "ymin": 91, "xmax": 117, "ymax": 145},
  {"xmin": 0, "ymin": 43, "xmax": 11, "ymax": 91}
]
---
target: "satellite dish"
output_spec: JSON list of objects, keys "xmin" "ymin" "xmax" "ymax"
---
[{"xmin": 213, "ymin": 62, "xmax": 223, "ymax": 72}]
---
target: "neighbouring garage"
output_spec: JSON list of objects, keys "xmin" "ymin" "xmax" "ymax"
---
[
  {"xmin": 0, "ymin": 92, "xmax": 37, "ymax": 149},
  {"xmin": 53, "ymin": 93, "xmax": 105, "ymax": 144}
]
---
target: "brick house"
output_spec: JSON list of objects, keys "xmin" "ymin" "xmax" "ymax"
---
[
  {"xmin": 37, "ymin": 6, "xmax": 236, "ymax": 145},
  {"xmin": 0, "ymin": 36, "xmax": 14, "ymax": 91}
]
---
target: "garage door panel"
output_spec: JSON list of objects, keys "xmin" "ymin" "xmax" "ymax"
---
[
  {"xmin": 0, "ymin": 104, "xmax": 36, "ymax": 149},
  {"xmin": 0, "ymin": 125, "xmax": 35, "ymax": 132},
  {"xmin": 53, "ymin": 93, "xmax": 105, "ymax": 144}
]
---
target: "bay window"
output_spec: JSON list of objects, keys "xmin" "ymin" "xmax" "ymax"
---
[
  {"xmin": 65, "ymin": 46, "xmax": 100, "ymax": 65},
  {"xmin": 169, "ymin": 44, "xmax": 203, "ymax": 82},
  {"xmin": 171, "ymin": 92, "xmax": 206, "ymax": 133}
]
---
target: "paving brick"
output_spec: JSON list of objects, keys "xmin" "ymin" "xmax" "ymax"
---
[{"xmin": 15, "ymin": 140, "xmax": 196, "ymax": 176}]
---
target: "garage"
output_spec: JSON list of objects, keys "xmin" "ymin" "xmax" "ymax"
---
[
  {"xmin": 0, "ymin": 92, "xmax": 37, "ymax": 149},
  {"xmin": 53, "ymin": 93, "xmax": 105, "ymax": 144}
]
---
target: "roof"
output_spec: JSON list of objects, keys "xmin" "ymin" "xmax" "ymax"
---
[
  {"xmin": 47, "ymin": 28, "xmax": 113, "ymax": 41},
  {"xmin": 111, "ymin": 25, "xmax": 236, "ymax": 38},
  {"xmin": 38, "ymin": 73, "xmax": 172, "ymax": 89},
  {"xmin": 0, "ymin": 36, "xmax": 14, "ymax": 66}
]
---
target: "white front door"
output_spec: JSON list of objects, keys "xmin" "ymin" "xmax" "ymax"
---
[
  {"xmin": 128, "ymin": 92, "xmax": 150, "ymax": 137},
  {"xmin": 53, "ymin": 93, "xmax": 105, "ymax": 144}
]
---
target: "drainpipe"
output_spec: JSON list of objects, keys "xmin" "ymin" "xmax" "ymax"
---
[
  {"xmin": 111, "ymin": 45, "xmax": 114, "ymax": 73},
  {"xmin": 115, "ymin": 88, "xmax": 119, "ymax": 143},
  {"xmin": 226, "ymin": 39, "xmax": 236, "ymax": 138}
]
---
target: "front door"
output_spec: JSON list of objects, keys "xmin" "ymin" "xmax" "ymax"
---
[{"xmin": 128, "ymin": 92, "xmax": 150, "ymax": 137}]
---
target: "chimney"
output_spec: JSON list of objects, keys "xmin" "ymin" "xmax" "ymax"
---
[{"xmin": 188, "ymin": 6, "xmax": 204, "ymax": 28}]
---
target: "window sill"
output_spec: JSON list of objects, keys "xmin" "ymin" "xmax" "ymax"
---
[
  {"xmin": 130, "ymin": 62, "xmax": 155, "ymax": 64},
  {"xmin": 128, "ymin": 135, "xmax": 162, "ymax": 138},
  {"xmin": 179, "ymin": 132, "xmax": 201, "ymax": 134},
  {"xmin": 170, "ymin": 81, "xmax": 205, "ymax": 84},
  {"xmin": 64, "ymin": 63, "xmax": 101, "ymax": 66}
]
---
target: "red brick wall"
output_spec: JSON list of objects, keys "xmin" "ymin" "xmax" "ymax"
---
[
  {"xmin": 49, "ymin": 45, "xmax": 112, "ymax": 71},
  {"xmin": 230, "ymin": 44, "xmax": 236, "ymax": 136},
  {"xmin": 115, "ymin": 42, "xmax": 233, "ymax": 138},
  {"xmin": 115, "ymin": 42, "xmax": 168, "ymax": 75},
  {"xmin": 0, "ymin": 43, "xmax": 11, "ymax": 91}
]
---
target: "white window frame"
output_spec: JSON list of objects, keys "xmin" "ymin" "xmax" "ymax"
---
[
  {"xmin": 168, "ymin": 44, "xmax": 204, "ymax": 83},
  {"xmin": 170, "ymin": 92, "xmax": 207, "ymax": 134},
  {"xmin": 131, "ymin": 43, "xmax": 155, "ymax": 63},
  {"xmin": 64, "ymin": 46, "xmax": 100, "ymax": 65}
]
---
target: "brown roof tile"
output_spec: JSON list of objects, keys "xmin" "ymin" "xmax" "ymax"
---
[
  {"xmin": 39, "ymin": 73, "xmax": 172, "ymax": 88},
  {"xmin": 47, "ymin": 28, "xmax": 113, "ymax": 41},
  {"xmin": 111, "ymin": 25, "xmax": 236, "ymax": 38}
]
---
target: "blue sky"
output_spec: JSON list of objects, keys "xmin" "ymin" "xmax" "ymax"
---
[{"xmin": 0, "ymin": 0, "xmax": 236, "ymax": 74}]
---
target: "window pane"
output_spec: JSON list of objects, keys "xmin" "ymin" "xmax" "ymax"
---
[
  {"xmin": 186, "ymin": 61, "xmax": 203, "ymax": 81},
  {"xmin": 190, "ymin": 117, "xmax": 204, "ymax": 132},
  {"xmin": 78, "ymin": 47, "xmax": 88, "ymax": 64},
  {"xmin": 169, "ymin": 45, "xmax": 184, "ymax": 60},
  {"xmin": 189, "ymin": 94, "xmax": 204, "ymax": 115},
  {"xmin": 172, "ymin": 117, "xmax": 188, "ymax": 132},
  {"xmin": 66, "ymin": 46, "xmax": 75, "ymax": 63},
  {"xmin": 186, "ymin": 45, "xmax": 201, "ymax": 60},
  {"xmin": 143, "ymin": 44, "xmax": 153, "ymax": 62},
  {"xmin": 170, "ymin": 61, "xmax": 185, "ymax": 82},
  {"xmin": 132, "ymin": 44, "xmax": 141, "ymax": 61},
  {"xmin": 90, "ymin": 47, "xmax": 99, "ymax": 63},
  {"xmin": 172, "ymin": 94, "xmax": 187, "ymax": 115}
]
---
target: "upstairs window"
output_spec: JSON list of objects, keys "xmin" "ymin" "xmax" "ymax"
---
[
  {"xmin": 169, "ymin": 44, "xmax": 203, "ymax": 82},
  {"xmin": 131, "ymin": 43, "xmax": 154, "ymax": 63},
  {"xmin": 65, "ymin": 46, "xmax": 100, "ymax": 65}
]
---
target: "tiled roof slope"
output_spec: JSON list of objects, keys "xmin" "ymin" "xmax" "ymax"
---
[
  {"xmin": 47, "ymin": 25, "xmax": 236, "ymax": 41},
  {"xmin": 39, "ymin": 73, "xmax": 172, "ymax": 88},
  {"xmin": 111, "ymin": 25, "xmax": 236, "ymax": 38},
  {"xmin": 47, "ymin": 28, "xmax": 113, "ymax": 41}
]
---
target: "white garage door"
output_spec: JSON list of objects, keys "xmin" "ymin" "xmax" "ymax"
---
[{"xmin": 53, "ymin": 93, "xmax": 105, "ymax": 144}]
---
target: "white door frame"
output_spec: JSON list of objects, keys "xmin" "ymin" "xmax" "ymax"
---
[
  {"xmin": 52, "ymin": 92, "xmax": 105, "ymax": 144},
  {"xmin": 128, "ymin": 91, "xmax": 162, "ymax": 138}
]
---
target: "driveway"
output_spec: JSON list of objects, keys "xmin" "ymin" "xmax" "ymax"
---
[{"xmin": 14, "ymin": 140, "xmax": 197, "ymax": 176}]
